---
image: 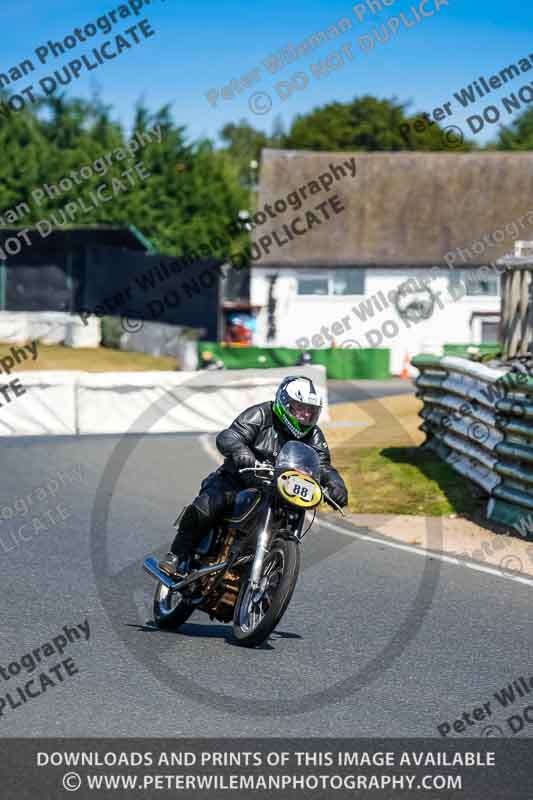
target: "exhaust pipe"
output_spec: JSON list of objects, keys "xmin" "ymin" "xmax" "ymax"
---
[
  {"xmin": 143, "ymin": 556, "xmax": 228, "ymax": 592},
  {"xmin": 143, "ymin": 557, "xmax": 177, "ymax": 589}
]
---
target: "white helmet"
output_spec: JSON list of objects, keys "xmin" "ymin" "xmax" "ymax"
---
[{"xmin": 273, "ymin": 376, "xmax": 322, "ymax": 438}]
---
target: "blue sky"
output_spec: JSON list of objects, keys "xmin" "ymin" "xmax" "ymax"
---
[{"xmin": 3, "ymin": 0, "xmax": 533, "ymax": 146}]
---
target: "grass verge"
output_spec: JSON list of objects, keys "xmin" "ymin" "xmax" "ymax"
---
[
  {"xmin": 332, "ymin": 445, "xmax": 482, "ymax": 517},
  {"xmin": 0, "ymin": 342, "xmax": 178, "ymax": 372}
]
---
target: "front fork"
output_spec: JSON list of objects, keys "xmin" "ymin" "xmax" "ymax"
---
[{"xmin": 249, "ymin": 506, "xmax": 272, "ymax": 590}]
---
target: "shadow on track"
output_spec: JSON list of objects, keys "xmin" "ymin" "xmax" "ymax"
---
[{"xmin": 126, "ymin": 621, "xmax": 301, "ymax": 651}]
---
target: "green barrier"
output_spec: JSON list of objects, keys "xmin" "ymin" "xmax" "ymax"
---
[
  {"xmin": 411, "ymin": 354, "xmax": 447, "ymax": 371},
  {"xmin": 443, "ymin": 343, "xmax": 501, "ymax": 358},
  {"xmin": 310, "ymin": 348, "xmax": 390, "ymax": 380},
  {"xmin": 487, "ymin": 498, "xmax": 532, "ymax": 530},
  {"xmin": 198, "ymin": 345, "xmax": 293, "ymax": 370},
  {"xmin": 198, "ymin": 343, "xmax": 390, "ymax": 379}
]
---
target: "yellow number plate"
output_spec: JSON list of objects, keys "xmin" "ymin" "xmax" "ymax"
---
[{"xmin": 277, "ymin": 470, "xmax": 322, "ymax": 508}]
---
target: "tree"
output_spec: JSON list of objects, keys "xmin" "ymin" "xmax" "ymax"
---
[
  {"xmin": 219, "ymin": 119, "xmax": 270, "ymax": 184},
  {"xmin": 492, "ymin": 108, "xmax": 533, "ymax": 150},
  {"xmin": 0, "ymin": 91, "xmax": 56, "ymax": 218},
  {"xmin": 0, "ymin": 93, "xmax": 249, "ymax": 263},
  {"xmin": 284, "ymin": 95, "xmax": 475, "ymax": 151}
]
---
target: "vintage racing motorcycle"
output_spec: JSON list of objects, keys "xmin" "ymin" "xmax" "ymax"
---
[{"xmin": 143, "ymin": 441, "xmax": 343, "ymax": 647}]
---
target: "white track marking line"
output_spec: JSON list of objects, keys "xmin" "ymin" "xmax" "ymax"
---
[{"xmin": 317, "ymin": 517, "xmax": 533, "ymax": 589}]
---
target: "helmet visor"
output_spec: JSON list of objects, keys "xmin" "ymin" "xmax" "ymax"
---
[{"xmin": 287, "ymin": 399, "xmax": 320, "ymax": 428}]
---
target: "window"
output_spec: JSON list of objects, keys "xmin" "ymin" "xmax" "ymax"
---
[
  {"xmin": 448, "ymin": 270, "xmax": 499, "ymax": 296},
  {"xmin": 332, "ymin": 269, "xmax": 366, "ymax": 295},
  {"xmin": 481, "ymin": 320, "xmax": 499, "ymax": 343},
  {"xmin": 297, "ymin": 269, "xmax": 365, "ymax": 296},
  {"xmin": 297, "ymin": 276, "xmax": 329, "ymax": 295}
]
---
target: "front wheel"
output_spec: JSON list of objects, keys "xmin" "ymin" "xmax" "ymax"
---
[
  {"xmin": 153, "ymin": 582, "xmax": 194, "ymax": 630},
  {"xmin": 232, "ymin": 538, "xmax": 300, "ymax": 647}
]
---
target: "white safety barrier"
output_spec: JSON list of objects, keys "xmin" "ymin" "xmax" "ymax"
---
[
  {"xmin": 0, "ymin": 312, "xmax": 101, "ymax": 347},
  {"xmin": 0, "ymin": 371, "xmax": 79, "ymax": 437},
  {"xmin": 0, "ymin": 366, "xmax": 328, "ymax": 437},
  {"xmin": 120, "ymin": 322, "xmax": 202, "ymax": 370}
]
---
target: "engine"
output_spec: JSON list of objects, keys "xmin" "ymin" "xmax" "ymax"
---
[{"xmin": 198, "ymin": 530, "xmax": 242, "ymax": 622}]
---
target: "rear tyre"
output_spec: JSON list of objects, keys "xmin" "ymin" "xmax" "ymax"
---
[
  {"xmin": 232, "ymin": 538, "xmax": 300, "ymax": 647},
  {"xmin": 153, "ymin": 581, "xmax": 194, "ymax": 630}
]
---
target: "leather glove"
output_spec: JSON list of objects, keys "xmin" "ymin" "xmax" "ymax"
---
[
  {"xmin": 325, "ymin": 481, "xmax": 348, "ymax": 508},
  {"xmin": 232, "ymin": 449, "xmax": 256, "ymax": 472}
]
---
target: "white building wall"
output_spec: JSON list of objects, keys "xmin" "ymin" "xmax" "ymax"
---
[{"xmin": 250, "ymin": 268, "xmax": 501, "ymax": 375}]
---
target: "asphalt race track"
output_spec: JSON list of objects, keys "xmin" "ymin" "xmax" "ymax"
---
[
  {"xmin": 328, "ymin": 379, "xmax": 415, "ymax": 405},
  {"xmin": 1, "ymin": 431, "xmax": 532, "ymax": 739}
]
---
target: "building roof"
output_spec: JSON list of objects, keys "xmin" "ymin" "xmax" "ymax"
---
[
  {"xmin": 0, "ymin": 225, "xmax": 155, "ymax": 253},
  {"xmin": 252, "ymin": 149, "xmax": 533, "ymax": 268}
]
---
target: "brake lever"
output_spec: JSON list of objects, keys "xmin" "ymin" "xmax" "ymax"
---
[
  {"xmin": 322, "ymin": 490, "xmax": 345, "ymax": 516},
  {"xmin": 238, "ymin": 465, "xmax": 274, "ymax": 474}
]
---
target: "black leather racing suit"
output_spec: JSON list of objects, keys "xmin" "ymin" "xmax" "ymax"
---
[{"xmin": 170, "ymin": 401, "xmax": 348, "ymax": 558}]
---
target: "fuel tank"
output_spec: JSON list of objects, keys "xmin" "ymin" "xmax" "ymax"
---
[{"xmin": 223, "ymin": 488, "xmax": 266, "ymax": 535}]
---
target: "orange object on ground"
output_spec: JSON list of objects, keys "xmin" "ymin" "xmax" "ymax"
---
[{"xmin": 400, "ymin": 353, "xmax": 410, "ymax": 380}]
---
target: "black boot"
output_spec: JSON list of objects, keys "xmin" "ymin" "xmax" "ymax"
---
[{"xmin": 159, "ymin": 505, "xmax": 209, "ymax": 579}]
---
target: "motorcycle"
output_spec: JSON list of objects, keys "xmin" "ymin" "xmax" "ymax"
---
[{"xmin": 143, "ymin": 440, "xmax": 343, "ymax": 647}]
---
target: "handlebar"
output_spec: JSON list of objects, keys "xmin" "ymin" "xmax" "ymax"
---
[
  {"xmin": 239, "ymin": 463, "xmax": 345, "ymax": 515},
  {"xmin": 238, "ymin": 464, "xmax": 274, "ymax": 474}
]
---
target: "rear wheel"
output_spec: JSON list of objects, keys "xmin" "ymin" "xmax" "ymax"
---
[
  {"xmin": 232, "ymin": 538, "xmax": 300, "ymax": 647},
  {"xmin": 153, "ymin": 582, "xmax": 194, "ymax": 630}
]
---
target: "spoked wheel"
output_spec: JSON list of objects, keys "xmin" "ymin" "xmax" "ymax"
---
[
  {"xmin": 232, "ymin": 538, "xmax": 300, "ymax": 647},
  {"xmin": 153, "ymin": 581, "xmax": 194, "ymax": 630}
]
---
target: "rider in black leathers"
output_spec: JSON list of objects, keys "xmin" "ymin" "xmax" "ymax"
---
[{"xmin": 159, "ymin": 376, "xmax": 348, "ymax": 578}]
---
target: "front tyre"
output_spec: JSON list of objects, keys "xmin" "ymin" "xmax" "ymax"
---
[
  {"xmin": 153, "ymin": 582, "xmax": 194, "ymax": 630},
  {"xmin": 232, "ymin": 538, "xmax": 300, "ymax": 647}
]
